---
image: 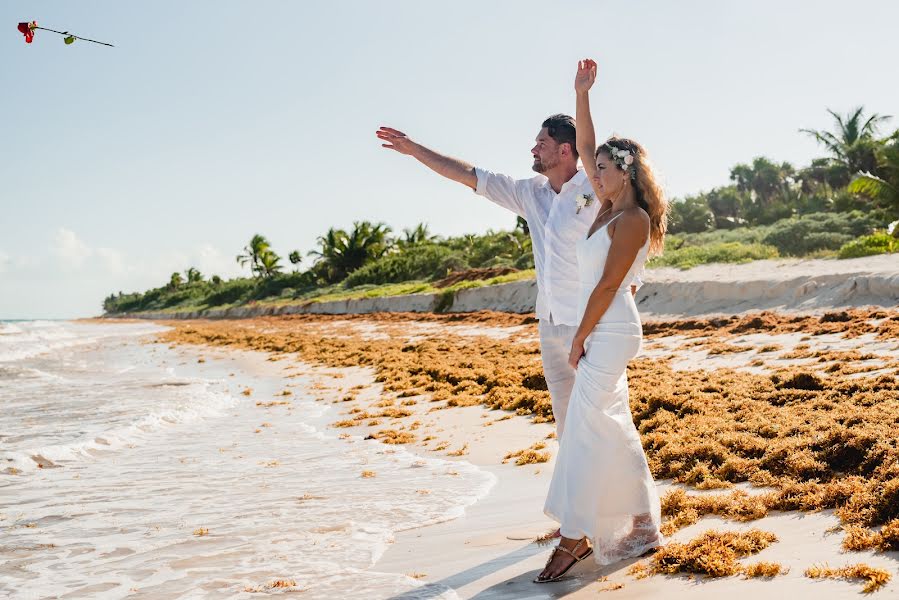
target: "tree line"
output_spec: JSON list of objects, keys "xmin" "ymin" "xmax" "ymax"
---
[
  {"xmin": 669, "ymin": 106, "xmax": 897, "ymax": 234},
  {"xmin": 103, "ymin": 106, "xmax": 897, "ymax": 314}
]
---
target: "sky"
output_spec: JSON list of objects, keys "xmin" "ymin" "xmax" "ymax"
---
[{"xmin": 1, "ymin": 1, "xmax": 897, "ymax": 319}]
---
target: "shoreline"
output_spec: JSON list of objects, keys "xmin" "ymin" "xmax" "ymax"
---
[
  {"xmin": 149, "ymin": 308, "xmax": 899, "ymax": 598},
  {"xmin": 161, "ymin": 334, "xmax": 556, "ymax": 598}
]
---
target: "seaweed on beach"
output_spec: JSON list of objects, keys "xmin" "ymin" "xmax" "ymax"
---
[
  {"xmin": 639, "ymin": 529, "xmax": 778, "ymax": 578},
  {"xmin": 159, "ymin": 308, "xmax": 899, "ymax": 547},
  {"xmin": 805, "ymin": 563, "xmax": 892, "ymax": 593},
  {"xmin": 841, "ymin": 519, "xmax": 899, "ymax": 552},
  {"xmin": 372, "ymin": 429, "xmax": 417, "ymax": 444},
  {"xmin": 244, "ymin": 579, "xmax": 302, "ymax": 593},
  {"xmin": 641, "ymin": 308, "xmax": 899, "ymax": 340},
  {"xmin": 503, "ymin": 441, "xmax": 550, "ymax": 466},
  {"xmin": 742, "ymin": 561, "xmax": 787, "ymax": 578}
]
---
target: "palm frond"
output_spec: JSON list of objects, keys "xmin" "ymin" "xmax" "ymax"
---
[
  {"xmin": 848, "ymin": 173, "xmax": 895, "ymax": 201},
  {"xmin": 861, "ymin": 112, "xmax": 892, "ymax": 137}
]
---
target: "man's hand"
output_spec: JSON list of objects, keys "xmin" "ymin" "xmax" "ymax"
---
[
  {"xmin": 375, "ymin": 125, "xmax": 477, "ymax": 190},
  {"xmin": 377, "ymin": 127, "xmax": 418, "ymax": 156},
  {"xmin": 575, "ymin": 59, "xmax": 597, "ymax": 94}
]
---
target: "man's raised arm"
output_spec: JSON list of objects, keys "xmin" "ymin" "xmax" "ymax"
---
[{"xmin": 377, "ymin": 127, "xmax": 477, "ymax": 190}]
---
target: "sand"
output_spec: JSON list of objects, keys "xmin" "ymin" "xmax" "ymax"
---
[{"xmin": 145, "ymin": 303, "xmax": 899, "ymax": 599}]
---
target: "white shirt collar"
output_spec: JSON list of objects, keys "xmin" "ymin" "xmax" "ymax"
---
[{"xmin": 540, "ymin": 168, "xmax": 587, "ymax": 193}]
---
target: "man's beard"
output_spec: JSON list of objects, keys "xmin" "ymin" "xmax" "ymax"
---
[{"xmin": 532, "ymin": 155, "xmax": 558, "ymax": 174}]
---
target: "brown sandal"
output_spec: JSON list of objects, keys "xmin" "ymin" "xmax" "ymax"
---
[{"xmin": 534, "ymin": 537, "xmax": 593, "ymax": 583}]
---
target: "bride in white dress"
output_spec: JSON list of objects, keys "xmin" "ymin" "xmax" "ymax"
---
[{"xmin": 536, "ymin": 59, "xmax": 670, "ymax": 583}]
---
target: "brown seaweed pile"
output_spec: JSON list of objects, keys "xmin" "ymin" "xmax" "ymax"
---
[
  {"xmin": 805, "ymin": 563, "xmax": 892, "ymax": 593},
  {"xmin": 642, "ymin": 308, "xmax": 899, "ymax": 340},
  {"xmin": 158, "ymin": 307, "xmax": 899, "ymax": 551},
  {"xmin": 633, "ymin": 529, "xmax": 778, "ymax": 578}
]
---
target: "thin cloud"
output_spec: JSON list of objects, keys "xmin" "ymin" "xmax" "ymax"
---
[{"xmin": 53, "ymin": 228, "xmax": 93, "ymax": 270}]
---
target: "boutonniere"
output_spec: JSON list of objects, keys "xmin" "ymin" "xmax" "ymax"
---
[{"xmin": 575, "ymin": 193, "xmax": 595, "ymax": 214}]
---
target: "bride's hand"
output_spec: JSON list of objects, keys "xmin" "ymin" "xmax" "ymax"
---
[
  {"xmin": 568, "ymin": 336, "xmax": 586, "ymax": 370},
  {"xmin": 574, "ymin": 59, "xmax": 597, "ymax": 94}
]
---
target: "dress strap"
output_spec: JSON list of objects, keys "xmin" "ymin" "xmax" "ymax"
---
[{"xmin": 606, "ymin": 211, "xmax": 626, "ymax": 226}]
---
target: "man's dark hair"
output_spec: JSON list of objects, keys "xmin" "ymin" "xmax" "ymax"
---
[{"xmin": 541, "ymin": 114, "xmax": 578, "ymax": 159}]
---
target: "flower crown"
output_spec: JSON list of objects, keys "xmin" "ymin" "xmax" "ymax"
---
[{"xmin": 602, "ymin": 143, "xmax": 637, "ymax": 179}]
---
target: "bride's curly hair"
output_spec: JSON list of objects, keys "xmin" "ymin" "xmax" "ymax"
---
[{"xmin": 597, "ymin": 137, "xmax": 668, "ymax": 256}]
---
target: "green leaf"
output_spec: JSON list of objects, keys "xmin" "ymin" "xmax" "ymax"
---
[{"xmin": 848, "ymin": 174, "xmax": 892, "ymax": 201}]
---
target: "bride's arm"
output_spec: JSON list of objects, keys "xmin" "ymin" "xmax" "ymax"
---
[
  {"xmin": 574, "ymin": 59, "xmax": 602, "ymax": 198},
  {"xmin": 567, "ymin": 211, "xmax": 649, "ymax": 369}
]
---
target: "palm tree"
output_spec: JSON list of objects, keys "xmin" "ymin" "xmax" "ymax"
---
[
  {"xmin": 257, "ymin": 249, "xmax": 282, "ymax": 277},
  {"xmin": 288, "ymin": 250, "xmax": 302, "ymax": 267},
  {"xmin": 730, "ymin": 157, "xmax": 796, "ymax": 207},
  {"xmin": 309, "ymin": 221, "xmax": 393, "ymax": 282},
  {"xmin": 184, "ymin": 267, "xmax": 203, "ymax": 284},
  {"xmin": 236, "ymin": 234, "xmax": 272, "ymax": 277},
  {"xmin": 704, "ymin": 186, "xmax": 746, "ymax": 228},
  {"xmin": 169, "ymin": 272, "xmax": 183, "ymax": 289},
  {"xmin": 801, "ymin": 107, "xmax": 892, "ymax": 180},
  {"xmin": 849, "ymin": 132, "xmax": 899, "ymax": 236},
  {"xmin": 308, "ymin": 227, "xmax": 347, "ymax": 265},
  {"xmin": 400, "ymin": 223, "xmax": 437, "ymax": 247}
]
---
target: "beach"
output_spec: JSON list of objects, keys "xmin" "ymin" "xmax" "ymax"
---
[
  {"xmin": 4, "ymin": 279, "xmax": 899, "ymax": 598},
  {"xmin": 5, "ymin": 1, "xmax": 898, "ymax": 597},
  {"xmin": 150, "ymin": 305, "xmax": 899, "ymax": 598}
]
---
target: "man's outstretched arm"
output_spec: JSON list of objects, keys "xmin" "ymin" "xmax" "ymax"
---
[{"xmin": 377, "ymin": 127, "xmax": 477, "ymax": 190}]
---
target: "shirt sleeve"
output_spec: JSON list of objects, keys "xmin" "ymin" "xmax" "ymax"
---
[{"xmin": 474, "ymin": 167, "xmax": 528, "ymax": 219}]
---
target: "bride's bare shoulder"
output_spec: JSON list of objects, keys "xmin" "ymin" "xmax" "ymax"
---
[{"xmin": 615, "ymin": 206, "xmax": 650, "ymax": 230}]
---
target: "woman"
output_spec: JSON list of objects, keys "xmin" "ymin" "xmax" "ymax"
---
[{"xmin": 535, "ymin": 59, "xmax": 668, "ymax": 583}]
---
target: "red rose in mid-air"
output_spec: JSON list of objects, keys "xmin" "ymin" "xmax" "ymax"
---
[
  {"xmin": 15, "ymin": 20, "xmax": 113, "ymax": 47},
  {"xmin": 17, "ymin": 21, "xmax": 36, "ymax": 43}
]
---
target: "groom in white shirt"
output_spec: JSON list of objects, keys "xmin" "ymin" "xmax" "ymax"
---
[{"xmin": 376, "ymin": 115, "xmax": 638, "ymax": 439}]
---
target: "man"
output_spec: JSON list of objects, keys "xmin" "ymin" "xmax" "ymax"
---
[{"xmin": 376, "ymin": 116, "xmax": 639, "ymax": 439}]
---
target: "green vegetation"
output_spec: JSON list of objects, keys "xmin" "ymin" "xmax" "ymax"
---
[
  {"xmin": 651, "ymin": 242, "xmax": 779, "ymax": 270},
  {"xmin": 104, "ymin": 106, "xmax": 897, "ymax": 314},
  {"xmin": 653, "ymin": 210, "xmax": 885, "ymax": 269},
  {"xmin": 102, "ymin": 221, "xmax": 536, "ymax": 314},
  {"xmin": 668, "ymin": 107, "xmax": 896, "ymax": 234},
  {"xmin": 838, "ymin": 232, "xmax": 898, "ymax": 259}
]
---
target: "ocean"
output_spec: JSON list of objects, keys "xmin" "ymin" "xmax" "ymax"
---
[{"xmin": 0, "ymin": 320, "xmax": 494, "ymax": 599}]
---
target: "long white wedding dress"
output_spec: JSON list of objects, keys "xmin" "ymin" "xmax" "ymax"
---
[{"xmin": 543, "ymin": 212, "xmax": 663, "ymax": 565}]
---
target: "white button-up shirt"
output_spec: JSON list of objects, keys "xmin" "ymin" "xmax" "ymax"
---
[{"xmin": 475, "ymin": 167, "xmax": 600, "ymax": 325}]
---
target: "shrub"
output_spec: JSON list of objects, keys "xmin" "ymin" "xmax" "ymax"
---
[
  {"xmin": 838, "ymin": 232, "xmax": 898, "ymax": 259},
  {"xmin": 761, "ymin": 211, "xmax": 881, "ymax": 256},
  {"xmin": 669, "ymin": 196, "xmax": 715, "ymax": 234},
  {"xmin": 343, "ymin": 245, "xmax": 455, "ymax": 287},
  {"xmin": 252, "ymin": 271, "xmax": 316, "ymax": 299},
  {"xmin": 667, "ymin": 227, "xmax": 768, "ymax": 251},
  {"xmin": 203, "ymin": 278, "xmax": 258, "ymax": 306},
  {"xmin": 650, "ymin": 242, "xmax": 779, "ymax": 270},
  {"xmin": 442, "ymin": 230, "xmax": 531, "ymax": 269}
]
